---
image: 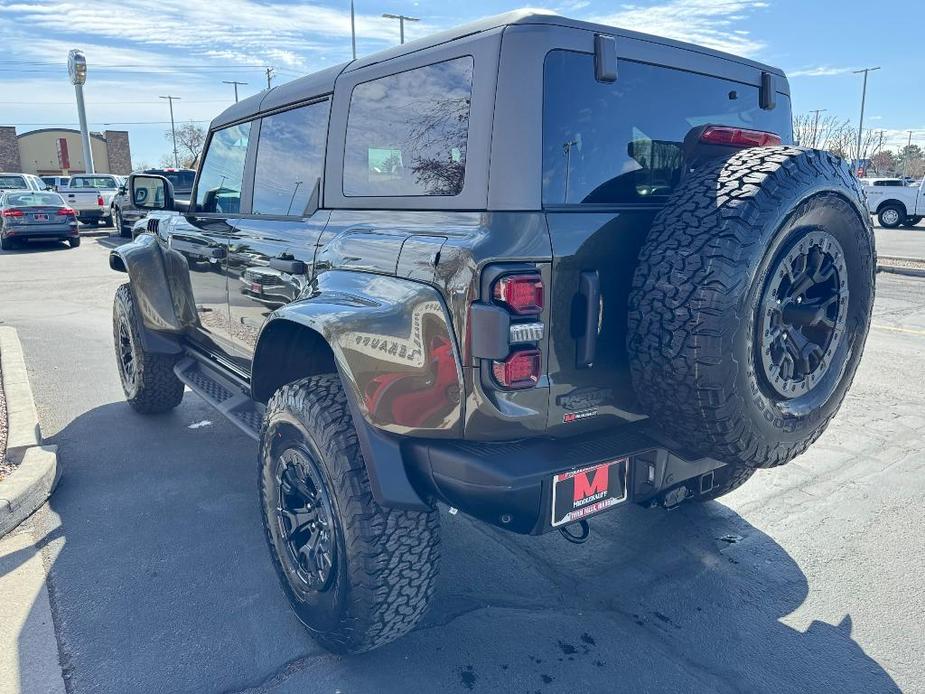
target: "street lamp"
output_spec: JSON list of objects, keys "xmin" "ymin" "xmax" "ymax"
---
[
  {"xmin": 382, "ymin": 13, "xmax": 419, "ymax": 44},
  {"xmin": 67, "ymin": 49, "xmax": 94, "ymax": 174}
]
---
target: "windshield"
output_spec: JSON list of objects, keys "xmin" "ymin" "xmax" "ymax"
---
[
  {"xmin": 0, "ymin": 175, "xmax": 27, "ymax": 190},
  {"xmin": 70, "ymin": 176, "xmax": 118, "ymax": 189},
  {"xmin": 4, "ymin": 191, "xmax": 65, "ymax": 207}
]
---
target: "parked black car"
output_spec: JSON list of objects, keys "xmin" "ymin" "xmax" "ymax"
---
[
  {"xmin": 111, "ymin": 167, "xmax": 195, "ymax": 237},
  {"xmin": 109, "ymin": 11, "xmax": 875, "ymax": 654},
  {"xmin": 1, "ymin": 190, "xmax": 80, "ymax": 249}
]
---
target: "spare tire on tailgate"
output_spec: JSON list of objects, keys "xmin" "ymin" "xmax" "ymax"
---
[{"xmin": 627, "ymin": 147, "xmax": 875, "ymax": 469}]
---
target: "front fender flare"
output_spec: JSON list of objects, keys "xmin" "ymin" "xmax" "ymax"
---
[{"xmin": 109, "ymin": 233, "xmax": 185, "ymax": 354}]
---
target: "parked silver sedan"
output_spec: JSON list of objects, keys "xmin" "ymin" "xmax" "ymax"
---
[{"xmin": 0, "ymin": 190, "xmax": 80, "ymax": 250}]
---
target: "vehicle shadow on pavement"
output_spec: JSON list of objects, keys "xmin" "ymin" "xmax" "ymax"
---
[{"xmin": 17, "ymin": 399, "xmax": 900, "ymax": 694}]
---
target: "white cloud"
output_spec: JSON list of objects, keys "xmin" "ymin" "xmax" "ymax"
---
[
  {"xmin": 590, "ymin": 0, "xmax": 770, "ymax": 56},
  {"xmin": 788, "ymin": 65, "xmax": 857, "ymax": 78}
]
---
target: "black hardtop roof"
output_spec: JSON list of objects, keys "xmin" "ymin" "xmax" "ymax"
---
[{"xmin": 211, "ymin": 9, "xmax": 784, "ymax": 129}]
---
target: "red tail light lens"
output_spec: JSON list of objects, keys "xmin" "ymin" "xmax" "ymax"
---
[
  {"xmin": 700, "ymin": 126, "xmax": 782, "ymax": 148},
  {"xmin": 56, "ymin": 207, "xmax": 76, "ymax": 216},
  {"xmin": 2, "ymin": 208, "xmax": 24, "ymax": 218},
  {"xmin": 492, "ymin": 348, "xmax": 541, "ymax": 390},
  {"xmin": 97, "ymin": 195, "xmax": 105, "ymax": 206},
  {"xmin": 493, "ymin": 273, "xmax": 544, "ymax": 315}
]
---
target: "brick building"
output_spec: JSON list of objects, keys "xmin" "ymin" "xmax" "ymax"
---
[{"xmin": 0, "ymin": 126, "xmax": 132, "ymax": 175}]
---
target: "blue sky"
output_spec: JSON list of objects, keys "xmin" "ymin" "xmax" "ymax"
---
[{"xmin": 1, "ymin": 0, "xmax": 922, "ymax": 166}]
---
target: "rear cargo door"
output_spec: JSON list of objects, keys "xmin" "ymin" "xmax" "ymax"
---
[{"xmin": 542, "ymin": 49, "xmax": 792, "ymax": 433}]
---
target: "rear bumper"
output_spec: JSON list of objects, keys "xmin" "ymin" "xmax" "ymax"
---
[
  {"xmin": 3, "ymin": 224, "xmax": 78, "ymax": 239},
  {"xmin": 76, "ymin": 209, "xmax": 104, "ymax": 221},
  {"xmin": 403, "ymin": 424, "xmax": 726, "ymax": 534}
]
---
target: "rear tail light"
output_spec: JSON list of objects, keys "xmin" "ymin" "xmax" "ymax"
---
[
  {"xmin": 492, "ymin": 273, "xmax": 544, "ymax": 315},
  {"xmin": 700, "ymin": 126, "xmax": 782, "ymax": 148},
  {"xmin": 492, "ymin": 348, "xmax": 541, "ymax": 390},
  {"xmin": 97, "ymin": 195, "xmax": 105, "ymax": 206},
  {"xmin": 57, "ymin": 207, "xmax": 76, "ymax": 216},
  {"xmin": 1, "ymin": 208, "xmax": 24, "ymax": 218}
]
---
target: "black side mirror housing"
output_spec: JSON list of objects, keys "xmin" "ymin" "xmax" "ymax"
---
[{"xmin": 130, "ymin": 174, "xmax": 175, "ymax": 211}]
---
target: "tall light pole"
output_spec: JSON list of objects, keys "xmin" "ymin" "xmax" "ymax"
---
[
  {"xmin": 853, "ymin": 66, "xmax": 880, "ymax": 169},
  {"xmin": 350, "ymin": 0, "xmax": 357, "ymax": 59},
  {"xmin": 222, "ymin": 80, "xmax": 248, "ymax": 103},
  {"xmin": 382, "ymin": 13, "xmax": 419, "ymax": 44},
  {"xmin": 808, "ymin": 108, "xmax": 827, "ymax": 148},
  {"xmin": 160, "ymin": 95, "xmax": 181, "ymax": 168},
  {"xmin": 67, "ymin": 49, "xmax": 94, "ymax": 174}
]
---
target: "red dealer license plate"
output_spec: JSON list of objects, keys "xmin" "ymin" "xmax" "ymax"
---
[{"xmin": 551, "ymin": 458, "xmax": 628, "ymax": 527}]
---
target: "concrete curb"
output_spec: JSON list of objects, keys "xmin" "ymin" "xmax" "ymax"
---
[
  {"xmin": 878, "ymin": 265, "xmax": 925, "ymax": 278},
  {"xmin": 0, "ymin": 327, "xmax": 59, "ymax": 538}
]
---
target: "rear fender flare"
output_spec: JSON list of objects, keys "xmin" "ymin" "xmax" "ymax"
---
[{"xmin": 255, "ymin": 270, "xmax": 465, "ymax": 438}]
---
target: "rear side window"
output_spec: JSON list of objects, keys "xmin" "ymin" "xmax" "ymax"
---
[
  {"xmin": 162, "ymin": 171, "xmax": 195, "ymax": 190},
  {"xmin": 343, "ymin": 56, "xmax": 473, "ymax": 197},
  {"xmin": 542, "ymin": 51, "xmax": 793, "ymax": 206},
  {"xmin": 252, "ymin": 100, "xmax": 330, "ymax": 216},
  {"xmin": 195, "ymin": 122, "xmax": 251, "ymax": 213},
  {"xmin": 873, "ymin": 180, "xmax": 903, "ymax": 187}
]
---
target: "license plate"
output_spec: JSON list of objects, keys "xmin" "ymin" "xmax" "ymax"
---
[
  {"xmin": 33, "ymin": 213, "xmax": 48, "ymax": 221},
  {"xmin": 250, "ymin": 282, "xmax": 262, "ymax": 293},
  {"xmin": 551, "ymin": 458, "xmax": 628, "ymax": 527}
]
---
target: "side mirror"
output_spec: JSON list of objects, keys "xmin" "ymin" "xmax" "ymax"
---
[{"xmin": 130, "ymin": 174, "xmax": 174, "ymax": 211}]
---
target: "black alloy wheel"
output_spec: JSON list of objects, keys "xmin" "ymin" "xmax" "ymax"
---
[
  {"xmin": 757, "ymin": 230, "xmax": 848, "ymax": 399},
  {"xmin": 273, "ymin": 446, "xmax": 338, "ymax": 591},
  {"xmin": 117, "ymin": 317, "xmax": 137, "ymax": 391}
]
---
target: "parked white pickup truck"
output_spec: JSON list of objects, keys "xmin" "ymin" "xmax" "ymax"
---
[
  {"xmin": 63, "ymin": 174, "xmax": 120, "ymax": 225},
  {"xmin": 860, "ymin": 177, "xmax": 925, "ymax": 228}
]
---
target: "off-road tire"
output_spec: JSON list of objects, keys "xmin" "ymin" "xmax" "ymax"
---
[
  {"xmin": 628, "ymin": 147, "xmax": 875, "ymax": 469},
  {"xmin": 259, "ymin": 374, "xmax": 440, "ymax": 654},
  {"xmin": 112, "ymin": 284, "xmax": 184, "ymax": 414},
  {"xmin": 68, "ymin": 237, "xmax": 81, "ymax": 248},
  {"xmin": 695, "ymin": 464, "xmax": 756, "ymax": 501},
  {"xmin": 877, "ymin": 204, "xmax": 905, "ymax": 228}
]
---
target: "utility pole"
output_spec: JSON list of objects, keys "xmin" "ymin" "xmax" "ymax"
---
[
  {"xmin": 265, "ymin": 67, "xmax": 275, "ymax": 90},
  {"xmin": 852, "ymin": 66, "xmax": 880, "ymax": 170},
  {"xmin": 350, "ymin": 0, "xmax": 357, "ymax": 59},
  {"xmin": 903, "ymin": 130, "xmax": 915, "ymax": 179},
  {"xmin": 222, "ymin": 80, "xmax": 248, "ymax": 103},
  {"xmin": 808, "ymin": 108, "xmax": 827, "ymax": 148},
  {"xmin": 382, "ymin": 13, "xmax": 419, "ymax": 44},
  {"xmin": 159, "ymin": 95, "xmax": 181, "ymax": 168}
]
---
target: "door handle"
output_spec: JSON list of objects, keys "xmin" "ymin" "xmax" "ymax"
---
[
  {"xmin": 269, "ymin": 257, "xmax": 306, "ymax": 274},
  {"xmin": 575, "ymin": 270, "xmax": 601, "ymax": 369}
]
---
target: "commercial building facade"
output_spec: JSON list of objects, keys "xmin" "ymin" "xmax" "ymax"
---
[{"xmin": 0, "ymin": 126, "xmax": 132, "ymax": 175}]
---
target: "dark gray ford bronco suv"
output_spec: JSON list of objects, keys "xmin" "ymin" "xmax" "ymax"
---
[{"xmin": 110, "ymin": 11, "xmax": 875, "ymax": 653}]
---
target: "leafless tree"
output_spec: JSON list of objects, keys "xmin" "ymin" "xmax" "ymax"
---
[
  {"xmin": 164, "ymin": 121, "xmax": 206, "ymax": 168},
  {"xmin": 793, "ymin": 113, "xmax": 850, "ymax": 150}
]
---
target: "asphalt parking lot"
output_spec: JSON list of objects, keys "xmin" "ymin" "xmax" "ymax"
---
[{"xmin": 1, "ymin": 232, "xmax": 924, "ymax": 693}]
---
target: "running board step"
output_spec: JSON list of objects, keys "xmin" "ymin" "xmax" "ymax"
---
[{"xmin": 174, "ymin": 357, "xmax": 264, "ymax": 440}]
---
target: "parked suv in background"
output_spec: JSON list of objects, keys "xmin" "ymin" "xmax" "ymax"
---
[
  {"xmin": 0, "ymin": 173, "xmax": 46, "ymax": 192},
  {"xmin": 110, "ymin": 11, "xmax": 875, "ymax": 654},
  {"xmin": 111, "ymin": 167, "xmax": 195, "ymax": 236}
]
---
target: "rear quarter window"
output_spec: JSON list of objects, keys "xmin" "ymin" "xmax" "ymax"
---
[
  {"xmin": 542, "ymin": 51, "xmax": 792, "ymax": 206},
  {"xmin": 343, "ymin": 56, "xmax": 474, "ymax": 197}
]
